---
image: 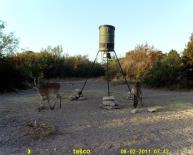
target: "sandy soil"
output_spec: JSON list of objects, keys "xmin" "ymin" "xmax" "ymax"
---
[{"xmin": 0, "ymin": 79, "xmax": 193, "ymax": 155}]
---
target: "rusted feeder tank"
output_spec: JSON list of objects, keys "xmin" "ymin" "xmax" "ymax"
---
[{"xmin": 99, "ymin": 25, "xmax": 115, "ymax": 52}]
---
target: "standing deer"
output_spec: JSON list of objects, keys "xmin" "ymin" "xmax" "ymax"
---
[
  {"xmin": 33, "ymin": 73, "xmax": 62, "ymax": 112},
  {"xmin": 128, "ymin": 81, "xmax": 143, "ymax": 108}
]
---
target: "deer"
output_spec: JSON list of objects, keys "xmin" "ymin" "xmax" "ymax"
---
[
  {"xmin": 128, "ymin": 81, "xmax": 143, "ymax": 108},
  {"xmin": 33, "ymin": 73, "xmax": 62, "ymax": 112}
]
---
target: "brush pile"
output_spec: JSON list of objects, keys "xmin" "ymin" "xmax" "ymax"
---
[{"xmin": 26, "ymin": 120, "xmax": 56, "ymax": 139}]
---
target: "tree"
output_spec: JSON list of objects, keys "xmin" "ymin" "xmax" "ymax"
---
[
  {"xmin": 143, "ymin": 49, "xmax": 184, "ymax": 88},
  {"xmin": 183, "ymin": 33, "xmax": 193, "ymax": 66},
  {"xmin": 181, "ymin": 33, "xmax": 193, "ymax": 82},
  {"xmin": 0, "ymin": 20, "xmax": 19, "ymax": 57},
  {"xmin": 121, "ymin": 43, "xmax": 161, "ymax": 80},
  {"xmin": 41, "ymin": 45, "xmax": 63, "ymax": 57},
  {"xmin": 162, "ymin": 49, "xmax": 181, "ymax": 66}
]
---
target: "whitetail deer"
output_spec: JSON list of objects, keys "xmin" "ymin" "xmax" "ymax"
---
[
  {"xmin": 33, "ymin": 74, "xmax": 62, "ymax": 112},
  {"xmin": 128, "ymin": 81, "xmax": 143, "ymax": 108}
]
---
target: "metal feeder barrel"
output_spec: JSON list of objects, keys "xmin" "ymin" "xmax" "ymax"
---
[{"xmin": 99, "ymin": 25, "xmax": 115, "ymax": 52}]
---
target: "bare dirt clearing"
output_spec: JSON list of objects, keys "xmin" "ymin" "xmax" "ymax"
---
[{"xmin": 0, "ymin": 79, "xmax": 193, "ymax": 155}]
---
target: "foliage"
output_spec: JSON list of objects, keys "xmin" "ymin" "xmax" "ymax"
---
[
  {"xmin": 121, "ymin": 43, "xmax": 161, "ymax": 80},
  {"xmin": 143, "ymin": 49, "xmax": 182, "ymax": 88},
  {"xmin": 0, "ymin": 47, "xmax": 105, "ymax": 92},
  {"xmin": 181, "ymin": 33, "xmax": 193, "ymax": 83},
  {"xmin": 0, "ymin": 20, "xmax": 21, "ymax": 92},
  {"xmin": 183, "ymin": 33, "xmax": 193, "ymax": 66},
  {"xmin": 0, "ymin": 57, "xmax": 27, "ymax": 92},
  {"xmin": 105, "ymin": 59, "xmax": 120, "ymax": 81},
  {"xmin": 143, "ymin": 62, "xmax": 180, "ymax": 88},
  {"xmin": 0, "ymin": 20, "xmax": 19, "ymax": 57},
  {"xmin": 1, "ymin": 20, "xmax": 193, "ymax": 91}
]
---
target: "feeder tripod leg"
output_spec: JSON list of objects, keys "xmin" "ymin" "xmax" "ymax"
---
[
  {"xmin": 79, "ymin": 50, "xmax": 100, "ymax": 96},
  {"xmin": 113, "ymin": 51, "xmax": 131, "ymax": 93},
  {"xmin": 106, "ymin": 54, "xmax": 110, "ymax": 96}
]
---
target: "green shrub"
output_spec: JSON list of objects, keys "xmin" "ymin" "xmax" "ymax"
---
[
  {"xmin": 0, "ymin": 58, "xmax": 27, "ymax": 92},
  {"xmin": 143, "ymin": 61, "xmax": 181, "ymax": 88}
]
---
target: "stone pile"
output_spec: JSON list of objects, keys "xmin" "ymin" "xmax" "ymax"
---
[
  {"xmin": 101, "ymin": 96, "xmax": 120, "ymax": 109},
  {"xmin": 147, "ymin": 106, "xmax": 163, "ymax": 112},
  {"xmin": 130, "ymin": 106, "xmax": 163, "ymax": 114}
]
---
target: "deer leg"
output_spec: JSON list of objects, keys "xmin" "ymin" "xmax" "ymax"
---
[
  {"xmin": 52, "ymin": 94, "xmax": 61, "ymax": 110},
  {"xmin": 51, "ymin": 99, "xmax": 56, "ymax": 110},
  {"xmin": 47, "ymin": 96, "xmax": 54, "ymax": 110},
  {"xmin": 51, "ymin": 96, "xmax": 58, "ymax": 111},
  {"xmin": 56, "ymin": 94, "xmax": 62, "ymax": 109},
  {"xmin": 50, "ymin": 95, "xmax": 57, "ymax": 110},
  {"xmin": 133, "ymin": 95, "xmax": 138, "ymax": 108},
  {"xmin": 39, "ymin": 96, "xmax": 43, "ymax": 112},
  {"xmin": 58, "ymin": 94, "xmax": 61, "ymax": 109},
  {"xmin": 140, "ymin": 96, "xmax": 143, "ymax": 107}
]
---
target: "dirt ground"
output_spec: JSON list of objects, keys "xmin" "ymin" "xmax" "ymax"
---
[{"xmin": 0, "ymin": 79, "xmax": 193, "ymax": 155}]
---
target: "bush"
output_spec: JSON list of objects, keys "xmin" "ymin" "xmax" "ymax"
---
[
  {"xmin": 121, "ymin": 44, "xmax": 161, "ymax": 81},
  {"xmin": 0, "ymin": 49, "xmax": 105, "ymax": 92},
  {"xmin": 0, "ymin": 58, "xmax": 27, "ymax": 92},
  {"xmin": 143, "ymin": 62, "xmax": 180, "ymax": 87},
  {"xmin": 143, "ymin": 49, "xmax": 184, "ymax": 88}
]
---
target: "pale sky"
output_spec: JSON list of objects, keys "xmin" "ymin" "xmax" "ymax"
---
[{"xmin": 1, "ymin": 0, "xmax": 193, "ymax": 60}]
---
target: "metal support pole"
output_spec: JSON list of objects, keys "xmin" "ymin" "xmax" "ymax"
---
[
  {"xmin": 113, "ymin": 51, "xmax": 131, "ymax": 93},
  {"xmin": 106, "ymin": 53, "xmax": 110, "ymax": 96},
  {"xmin": 79, "ymin": 50, "xmax": 100, "ymax": 96}
]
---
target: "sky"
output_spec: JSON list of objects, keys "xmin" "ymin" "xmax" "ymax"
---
[{"xmin": 1, "ymin": 0, "xmax": 193, "ymax": 60}]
